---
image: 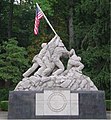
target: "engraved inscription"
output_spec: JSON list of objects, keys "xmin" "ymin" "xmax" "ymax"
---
[{"xmin": 47, "ymin": 92, "xmax": 67, "ymax": 112}]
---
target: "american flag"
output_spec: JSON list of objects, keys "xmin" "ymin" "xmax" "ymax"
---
[{"xmin": 34, "ymin": 6, "xmax": 43, "ymax": 35}]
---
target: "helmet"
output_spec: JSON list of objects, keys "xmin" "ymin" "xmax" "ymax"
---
[{"xmin": 41, "ymin": 43, "xmax": 47, "ymax": 48}]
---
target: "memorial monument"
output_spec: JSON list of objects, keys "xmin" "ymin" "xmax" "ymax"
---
[
  {"xmin": 8, "ymin": 35, "xmax": 106, "ymax": 119},
  {"xmin": 14, "ymin": 35, "xmax": 97, "ymax": 91}
]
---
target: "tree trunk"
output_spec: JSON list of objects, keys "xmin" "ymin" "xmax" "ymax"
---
[
  {"xmin": 69, "ymin": 0, "xmax": 74, "ymax": 49},
  {"xmin": 8, "ymin": 0, "xmax": 14, "ymax": 38},
  {"xmin": 5, "ymin": 80, "xmax": 10, "ymax": 88},
  {"xmin": 28, "ymin": 0, "xmax": 30, "ymax": 4},
  {"xmin": 20, "ymin": 0, "xmax": 22, "ymax": 5},
  {"xmin": 0, "ymin": 1, "xmax": 2, "ymax": 35}
]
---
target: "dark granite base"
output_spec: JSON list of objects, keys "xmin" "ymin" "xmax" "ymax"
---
[{"xmin": 8, "ymin": 90, "xmax": 106, "ymax": 119}]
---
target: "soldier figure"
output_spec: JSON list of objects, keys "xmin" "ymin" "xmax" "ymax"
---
[
  {"xmin": 67, "ymin": 49, "xmax": 84, "ymax": 72},
  {"xmin": 52, "ymin": 40, "xmax": 69, "ymax": 75}
]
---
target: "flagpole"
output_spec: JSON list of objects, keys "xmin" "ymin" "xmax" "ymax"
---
[{"xmin": 36, "ymin": 3, "xmax": 58, "ymax": 35}]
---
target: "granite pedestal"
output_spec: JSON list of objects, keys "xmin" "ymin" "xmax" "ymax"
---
[{"xmin": 8, "ymin": 90, "xmax": 106, "ymax": 119}]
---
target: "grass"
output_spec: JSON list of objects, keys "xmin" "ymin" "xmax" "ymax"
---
[
  {"xmin": 106, "ymin": 100, "xmax": 111, "ymax": 111},
  {"xmin": 0, "ymin": 101, "xmax": 8, "ymax": 111}
]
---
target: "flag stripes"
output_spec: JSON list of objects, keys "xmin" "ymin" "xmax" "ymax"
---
[{"xmin": 34, "ymin": 6, "xmax": 43, "ymax": 35}]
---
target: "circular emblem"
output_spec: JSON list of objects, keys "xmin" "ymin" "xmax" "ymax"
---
[{"xmin": 47, "ymin": 92, "xmax": 67, "ymax": 112}]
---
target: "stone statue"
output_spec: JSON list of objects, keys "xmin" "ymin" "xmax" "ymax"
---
[
  {"xmin": 14, "ymin": 35, "xmax": 98, "ymax": 91},
  {"xmin": 23, "ymin": 43, "xmax": 48, "ymax": 77},
  {"xmin": 42, "ymin": 50, "xmax": 55, "ymax": 76},
  {"xmin": 67, "ymin": 49, "xmax": 84, "ymax": 72},
  {"xmin": 22, "ymin": 56, "xmax": 39, "ymax": 77},
  {"xmin": 51, "ymin": 40, "xmax": 69, "ymax": 76},
  {"xmin": 33, "ymin": 43, "xmax": 48, "ymax": 77}
]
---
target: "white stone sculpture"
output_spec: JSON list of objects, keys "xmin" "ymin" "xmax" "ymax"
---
[
  {"xmin": 23, "ymin": 42, "xmax": 48, "ymax": 77},
  {"xmin": 14, "ymin": 35, "xmax": 98, "ymax": 91},
  {"xmin": 33, "ymin": 43, "xmax": 48, "ymax": 77},
  {"xmin": 51, "ymin": 40, "xmax": 69, "ymax": 76},
  {"xmin": 67, "ymin": 49, "xmax": 84, "ymax": 72}
]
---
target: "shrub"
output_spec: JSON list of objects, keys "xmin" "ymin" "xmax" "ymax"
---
[
  {"xmin": 0, "ymin": 89, "xmax": 9, "ymax": 101},
  {"xmin": 106, "ymin": 100, "xmax": 111, "ymax": 111},
  {"xmin": 0, "ymin": 101, "xmax": 8, "ymax": 111},
  {"xmin": 0, "ymin": 38, "xmax": 30, "ymax": 84}
]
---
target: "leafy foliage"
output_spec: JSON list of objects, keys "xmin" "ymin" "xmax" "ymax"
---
[
  {"xmin": 73, "ymin": 0, "xmax": 110, "ymax": 99},
  {"xmin": 33, "ymin": 0, "xmax": 58, "ymax": 16},
  {"xmin": 74, "ymin": 0, "xmax": 109, "ymax": 48},
  {"xmin": 78, "ymin": 45, "xmax": 110, "ymax": 95},
  {"xmin": 0, "ymin": 38, "xmax": 30, "ymax": 84},
  {"xmin": 0, "ymin": 101, "xmax": 8, "ymax": 111},
  {"xmin": 0, "ymin": 89, "xmax": 10, "ymax": 101},
  {"xmin": 106, "ymin": 100, "xmax": 111, "ymax": 111}
]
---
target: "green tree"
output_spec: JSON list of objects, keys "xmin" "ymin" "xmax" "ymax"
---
[
  {"xmin": 74, "ymin": 0, "xmax": 109, "ymax": 49},
  {"xmin": 73, "ymin": 0, "xmax": 110, "ymax": 99},
  {"xmin": 0, "ymin": 38, "xmax": 30, "ymax": 87},
  {"xmin": 79, "ymin": 45, "xmax": 110, "ymax": 99},
  {"xmin": 8, "ymin": 0, "xmax": 14, "ymax": 38}
]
